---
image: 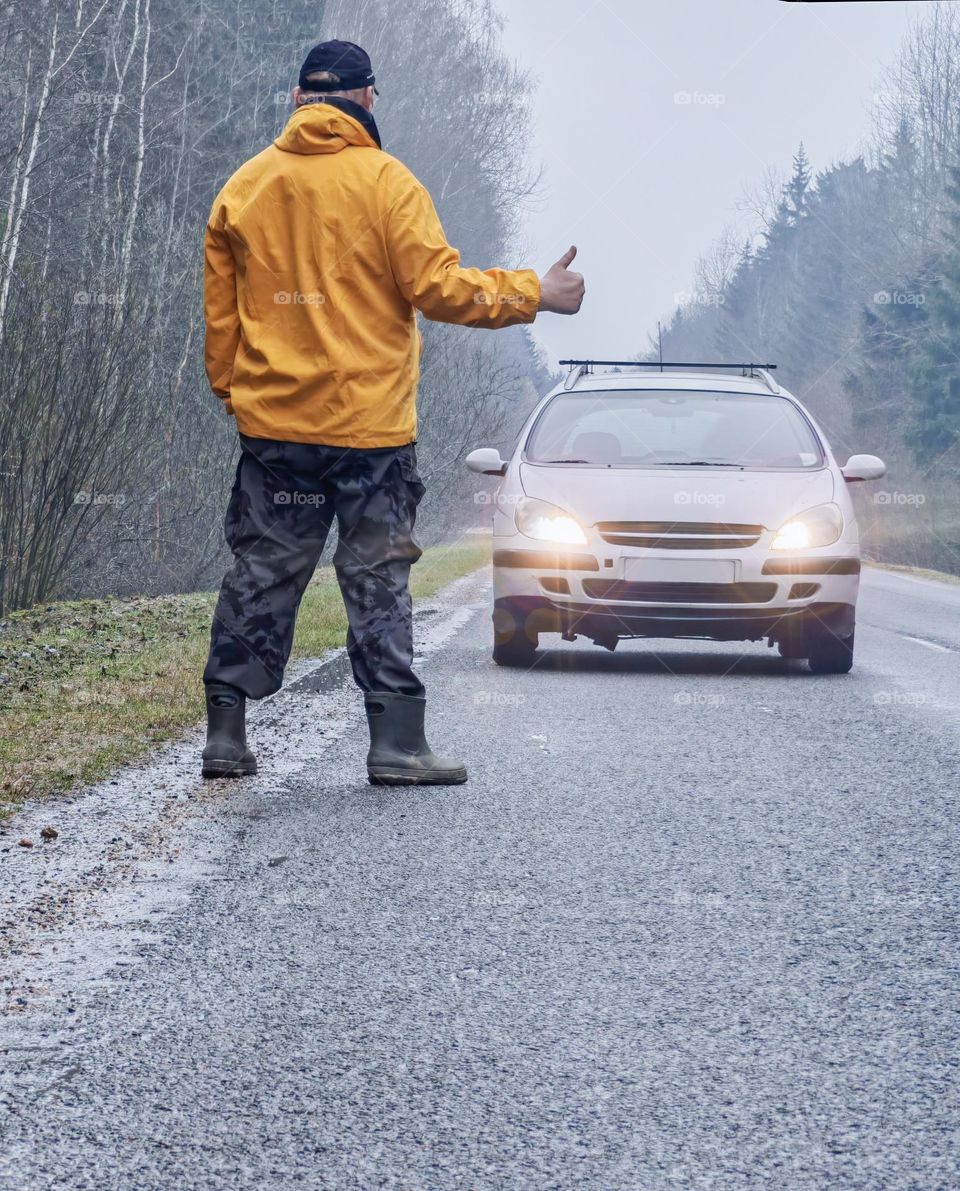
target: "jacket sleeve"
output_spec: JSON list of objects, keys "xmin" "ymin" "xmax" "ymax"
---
[
  {"xmin": 383, "ymin": 164, "xmax": 540, "ymax": 328},
  {"xmin": 204, "ymin": 203, "xmax": 240, "ymax": 405}
]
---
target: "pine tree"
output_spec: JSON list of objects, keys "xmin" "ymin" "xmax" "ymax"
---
[
  {"xmin": 908, "ymin": 162, "xmax": 960, "ymax": 461},
  {"xmin": 785, "ymin": 142, "xmax": 812, "ymax": 221},
  {"xmin": 845, "ymin": 274, "xmax": 928, "ymax": 451}
]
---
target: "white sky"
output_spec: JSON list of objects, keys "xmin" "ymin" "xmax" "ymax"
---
[{"xmin": 496, "ymin": 0, "xmax": 938, "ymax": 366}]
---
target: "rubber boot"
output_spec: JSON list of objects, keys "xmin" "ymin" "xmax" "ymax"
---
[
  {"xmin": 364, "ymin": 692, "xmax": 467, "ymax": 786},
  {"xmin": 201, "ymin": 682, "xmax": 257, "ymax": 779}
]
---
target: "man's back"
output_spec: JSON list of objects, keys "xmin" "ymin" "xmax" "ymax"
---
[{"xmin": 204, "ymin": 102, "xmax": 540, "ymax": 448}]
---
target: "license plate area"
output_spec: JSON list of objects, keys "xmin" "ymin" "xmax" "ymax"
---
[{"xmin": 623, "ymin": 558, "xmax": 737, "ymax": 584}]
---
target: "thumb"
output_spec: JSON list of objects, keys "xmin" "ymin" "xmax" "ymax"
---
[{"xmin": 554, "ymin": 245, "xmax": 578, "ymax": 270}]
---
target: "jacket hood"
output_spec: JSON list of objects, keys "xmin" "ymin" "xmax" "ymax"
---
[{"xmin": 274, "ymin": 100, "xmax": 380, "ymax": 155}]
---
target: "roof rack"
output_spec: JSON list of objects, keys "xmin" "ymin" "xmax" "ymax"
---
[
  {"xmin": 558, "ymin": 359, "xmax": 777, "ymax": 372},
  {"xmin": 558, "ymin": 360, "xmax": 780, "ymax": 394},
  {"xmin": 562, "ymin": 361, "xmax": 589, "ymax": 390}
]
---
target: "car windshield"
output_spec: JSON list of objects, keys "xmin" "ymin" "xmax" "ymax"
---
[{"xmin": 525, "ymin": 389, "xmax": 823, "ymax": 469}]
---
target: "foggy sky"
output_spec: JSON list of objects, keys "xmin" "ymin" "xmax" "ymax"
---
[{"xmin": 497, "ymin": 0, "xmax": 938, "ymax": 368}]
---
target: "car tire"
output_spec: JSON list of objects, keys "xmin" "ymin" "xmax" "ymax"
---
[
  {"xmin": 492, "ymin": 601, "xmax": 539, "ymax": 667},
  {"xmin": 492, "ymin": 636, "xmax": 538, "ymax": 668},
  {"xmin": 807, "ymin": 627, "xmax": 855, "ymax": 675}
]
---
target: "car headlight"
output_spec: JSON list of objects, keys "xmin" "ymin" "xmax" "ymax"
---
[
  {"xmin": 771, "ymin": 503, "xmax": 843, "ymax": 550},
  {"xmin": 515, "ymin": 497, "xmax": 587, "ymax": 545}
]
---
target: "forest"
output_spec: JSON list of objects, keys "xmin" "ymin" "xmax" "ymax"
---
[
  {"xmin": 0, "ymin": 0, "xmax": 550, "ymax": 614},
  {"xmin": 655, "ymin": 5, "xmax": 960, "ymax": 572}
]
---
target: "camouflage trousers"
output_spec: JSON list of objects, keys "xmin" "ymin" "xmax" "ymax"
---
[{"xmin": 204, "ymin": 435, "xmax": 426, "ymax": 700}]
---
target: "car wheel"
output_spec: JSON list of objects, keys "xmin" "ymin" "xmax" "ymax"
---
[
  {"xmin": 807, "ymin": 627, "xmax": 855, "ymax": 674},
  {"xmin": 776, "ymin": 633, "xmax": 806, "ymax": 660},
  {"xmin": 492, "ymin": 635, "xmax": 538, "ymax": 668},
  {"xmin": 492, "ymin": 600, "xmax": 539, "ymax": 667}
]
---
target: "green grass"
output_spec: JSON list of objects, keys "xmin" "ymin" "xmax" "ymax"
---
[{"xmin": 0, "ymin": 540, "xmax": 490, "ymax": 816}]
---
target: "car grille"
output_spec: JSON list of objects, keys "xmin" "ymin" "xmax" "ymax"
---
[
  {"xmin": 581, "ymin": 580, "xmax": 777, "ymax": 604},
  {"xmin": 596, "ymin": 521, "xmax": 764, "ymax": 550}
]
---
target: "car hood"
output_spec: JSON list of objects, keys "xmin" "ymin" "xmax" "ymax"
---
[{"xmin": 519, "ymin": 463, "xmax": 835, "ymax": 530}]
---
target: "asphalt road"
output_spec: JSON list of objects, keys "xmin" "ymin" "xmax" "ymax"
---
[{"xmin": 2, "ymin": 565, "xmax": 959, "ymax": 1190}]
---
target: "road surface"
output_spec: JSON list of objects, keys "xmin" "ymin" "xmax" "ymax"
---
[{"xmin": 1, "ymin": 566, "xmax": 959, "ymax": 1189}]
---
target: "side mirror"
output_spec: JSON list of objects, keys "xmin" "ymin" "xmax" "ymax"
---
[
  {"xmin": 841, "ymin": 454, "xmax": 886, "ymax": 482},
  {"xmin": 465, "ymin": 447, "xmax": 507, "ymax": 477}
]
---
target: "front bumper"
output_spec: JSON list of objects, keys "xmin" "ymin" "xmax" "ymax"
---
[
  {"xmin": 493, "ymin": 594, "xmax": 856, "ymax": 646},
  {"xmin": 491, "ymin": 536, "xmax": 860, "ymax": 643}
]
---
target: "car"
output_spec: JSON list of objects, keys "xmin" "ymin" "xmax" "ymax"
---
[{"xmin": 465, "ymin": 360, "xmax": 886, "ymax": 675}]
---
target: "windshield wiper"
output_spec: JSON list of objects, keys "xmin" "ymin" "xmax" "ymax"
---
[
  {"xmin": 671, "ymin": 460, "xmax": 745, "ymax": 468},
  {"xmin": 542, "ymin": 457, "xmax": 748, "ymax": 467}
]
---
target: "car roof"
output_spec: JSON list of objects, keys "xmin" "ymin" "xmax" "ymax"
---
[{"xmin": 560, "ymin": 370, "xmax": 787, "ymax": 396}]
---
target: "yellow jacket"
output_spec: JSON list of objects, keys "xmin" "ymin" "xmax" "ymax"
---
[{"xmin": 204, "ymin": 102, "xmax": 541, "ymax": 447}]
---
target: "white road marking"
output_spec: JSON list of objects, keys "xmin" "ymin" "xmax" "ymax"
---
[{"xmin": 901, "ymin": 634, "xmax": 954, "ymax": 654}]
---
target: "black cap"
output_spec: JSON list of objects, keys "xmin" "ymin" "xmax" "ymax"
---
[{"xmin": 298, "ymin": 40, "xmax": 377, "ymax": 94}]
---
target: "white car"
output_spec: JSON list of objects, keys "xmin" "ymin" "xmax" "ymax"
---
[{"xmin": 466, "ymin": 361, "xmax": 886, "ymax": 674}]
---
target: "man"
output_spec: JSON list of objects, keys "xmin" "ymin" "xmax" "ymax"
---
[{"xmin": 201, "ymin": 40, "xmax": 584, "ymax": 786}]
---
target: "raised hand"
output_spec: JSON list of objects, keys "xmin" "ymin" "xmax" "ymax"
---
[{"xmin": 538, "ymin": 246, "xmax": 585, "ymax": 315}]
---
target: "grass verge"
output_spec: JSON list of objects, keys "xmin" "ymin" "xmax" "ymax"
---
[
  {"xmin": 864, "ymin": 560, "xmax": 960, "ymax": 586},
  {"xmin": 0, "ymin": 540, "xmax": 490, "ymax": 817}
]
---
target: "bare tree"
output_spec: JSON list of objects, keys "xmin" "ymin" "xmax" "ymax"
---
[{"xmin": 0, "ymin": 0, "xmax": 547, "ymax": 611}]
